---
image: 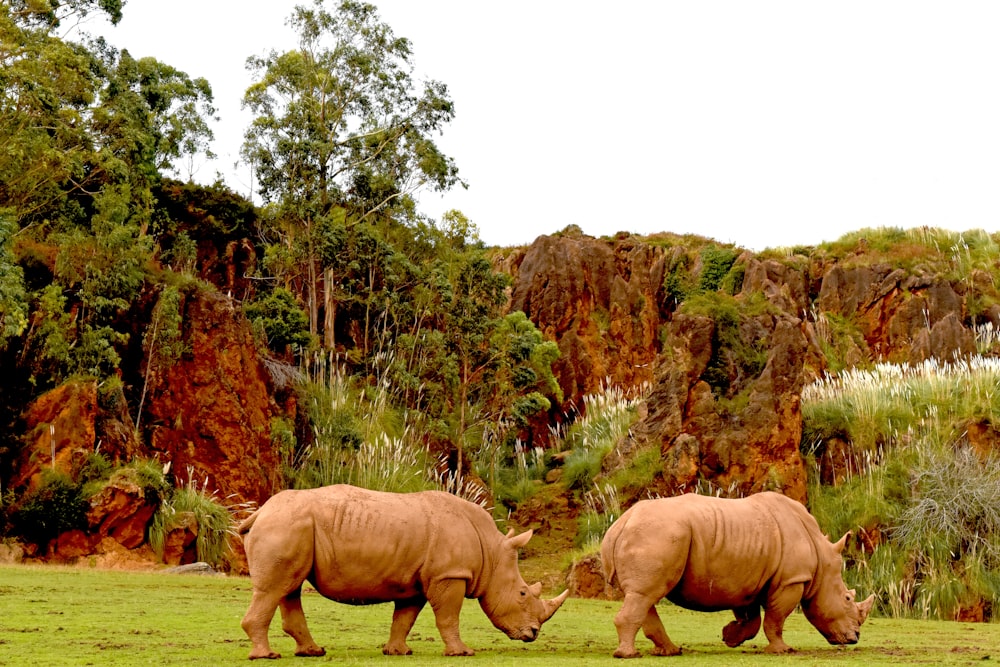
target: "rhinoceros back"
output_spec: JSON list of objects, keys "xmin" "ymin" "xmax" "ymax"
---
[
  {"xmin": 243, "ymin": 485, "xmax": 495, "ymax": 603},
  {"xmin": 602, "ymin": 492, "xmax": 821, "ymax": 611}
]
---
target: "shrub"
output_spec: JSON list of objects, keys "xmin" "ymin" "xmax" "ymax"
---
[{"xmin": 11, "ymin": 472, "xmax": 88, "ymax": 547}]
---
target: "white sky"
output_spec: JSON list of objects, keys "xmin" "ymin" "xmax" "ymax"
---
[{"xmin": 90, "ymin": 1, "xmax": 1000, "ymax": 250}]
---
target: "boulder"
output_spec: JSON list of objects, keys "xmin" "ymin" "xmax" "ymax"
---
[
  {"xmin": 86, "ymin": 476, "xmax": 157, "ymax": 549},
  {"xmin": 161, "ymin": 511, "xmax": 199, "ymax": 566}
]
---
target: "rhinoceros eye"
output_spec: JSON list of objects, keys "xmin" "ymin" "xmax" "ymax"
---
[{"xmin": 520, "ymin": 589, "xmax": 526, "ymax": 597}]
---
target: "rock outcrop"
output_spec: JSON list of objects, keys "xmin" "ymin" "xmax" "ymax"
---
[
  {"xmin": 140, "ymin": 287, "xmax": 285, "ymax": 505},
  {"xmin": 507, "ymin": 232, "xmax": 666, "ymax": 414}
]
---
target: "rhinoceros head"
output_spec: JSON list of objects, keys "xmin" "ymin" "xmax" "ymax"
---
[
  {"xmin": 801, "ymin": 533, "xmax": 875, "ymax": 645},
  {"xmin": 478, "ymin": 529, "xmax": 569, "ymax": 642}
]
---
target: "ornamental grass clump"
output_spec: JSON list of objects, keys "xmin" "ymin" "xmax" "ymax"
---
[
  {"xmin": 802, "ymin": 356, "xmax": 1000, "ymax": 452},
  {"xmin": 559, "ymin": 381, "xmax": 645, "ymax": 491}
]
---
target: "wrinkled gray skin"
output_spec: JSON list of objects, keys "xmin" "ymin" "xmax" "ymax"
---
[
  {"xmin": 601, "ymin": 492, "xmax": 875, "ymax": 657},
  {"xmin": 239, "ymin": 484, "xmax": 568, "ymax": 659}
]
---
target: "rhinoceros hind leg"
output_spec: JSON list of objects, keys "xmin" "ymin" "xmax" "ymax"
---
[
  {"xmin": 722, "ymin": 605, "xmax": 761, "ymax": 648},
  {"xmin": 612, "ymin": 592, "xmax": 665, "ymax": 658},
  {"xmin": 276, "ymin": 587, "xmax": 326, "ymax": 657},
  {"xmin": 243, "ymin": 589, "xmax": 283, "ymax": 660},
  {"xmin": 384, "ymin": 597, "xmax": 427, "ymax": 655},
  {"xmin": 642, "ymin": 605, "xmax": 682, "ymax": 656}
]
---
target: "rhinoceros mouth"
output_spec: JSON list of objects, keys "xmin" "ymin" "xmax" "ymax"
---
[{"xmin": 511, "ymin": 627, "xmax": 539, "ymax": 642}]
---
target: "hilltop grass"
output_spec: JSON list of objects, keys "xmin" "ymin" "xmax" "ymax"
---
[{"xmin": 0, "ymin": 564, "xmax": 997, "ymax": 666}]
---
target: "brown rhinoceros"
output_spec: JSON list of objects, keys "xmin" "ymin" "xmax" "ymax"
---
[
  {"xmin": 238, "ymin": 484, "xmax": 568, "ymax": 659},
  {"xmin": 600, "ymin": 491, "xmax": 874, "ymax": 657}
]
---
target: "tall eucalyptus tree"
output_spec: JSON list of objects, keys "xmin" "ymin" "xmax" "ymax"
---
[{"xmin": 241, "ymin": 0, "xmax": 461, "ymax": 344}]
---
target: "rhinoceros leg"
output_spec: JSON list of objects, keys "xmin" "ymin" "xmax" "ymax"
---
[
  {"xmin": 760, "ymin": 583, "xmax": 804, "ymax": 654},
  {"xmin": 427, "ymin": 579, "xmax": 475, "ymax": 656},
  {"xmin": 383, "ymin": 596, "xmax": 427, "ymax": 655},
  {"xmin": 641, "ymin": 604, "xmax": 682, "ymax": 657},
  {"xmin": 279, "ymin": 587, "xmax": 326, "ymax": 657},
  {"xmin": 722, "ymin": 605, "xmax": 761, "ymax": 647},
  {"xmin": 613, "ymin": 592, "xmax": 680, "ymax": 658},
  {"xmin": 242, "ymin": 589, "xmax": 283, "ymax": 659}
]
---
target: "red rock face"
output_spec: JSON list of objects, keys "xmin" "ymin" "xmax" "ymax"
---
[
  {"xmin": 508, "ymin": 234, "xmax": 665, "ymax": 413},
  {"xmin": 10, "ymin": 380, "xmax": 98, "ymax": 493},
  {"xmin": 140, "ymin": 288, "xmax": 284, "ymax": 505}
]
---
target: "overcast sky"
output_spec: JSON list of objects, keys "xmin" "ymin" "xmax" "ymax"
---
[{"xmin": 90, "ymin": 1, "xmax": 1000, "ymax": 250}]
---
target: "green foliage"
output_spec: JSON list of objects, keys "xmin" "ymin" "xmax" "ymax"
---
[
  {"xmin": 244, "ymin": 288, "xmax": 313, "ymax": 353},
  {"xmin": 680, "ymin": 291, "xmax": 772, "ymax": 399},
  {"xmin": 111, "ymin": 459, "xmax": 172, "ymax": 507},
  {"xmin": 812, "ymin": 311, "xmax": 869, "ymax": 373},
  {"xmin": 286, "ymin": 358, "xmax": 431, "ymax": 494},
  {"xmin": 145, "ymin": 284, "xmax": 185, "ymax": 367},
  {"xmin": 10, "ymin": 471, "xmax": 88, "ymax": 547},
  {"xmin": 558, "ymin": 384, "xmax": 643, "ymax": 492},
  {"xmin": 575, "ymin": 483, "xmax": 622, "ymax": 549},
  {"xmin": 487, "ymin": 440, "xmax": 547, "ymax": 510},
  {"xmin": 697, "ymin": 244, "xmax": 739, "ymax": 293},
  {"xmin": 0, "ymin": 210, "xmax": 28, "ymax": 348}
]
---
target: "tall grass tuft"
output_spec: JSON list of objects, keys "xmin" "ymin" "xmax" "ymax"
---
[
  {"xmin": 559, "ymin": 381, "xmax": 645, "ymax": 491},
  {"xmin": 149, "ymin": 469, "xmax": 249, "ymax": 568}
]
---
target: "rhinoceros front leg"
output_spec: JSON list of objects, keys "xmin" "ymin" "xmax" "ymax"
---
[
  {"xmin": 427, "ymin": 579, "xmax": 475, "ymax": 656},
  {"xmin": 383, "ymin": 596, "xmax": 427, "ymax": 655},
  {"xmin": 279, "ymin": 587, "xmax": 326, "ymax": 657},
  {"xmin": 722, "ymin": 605, "xmax": 761, "ymax": 648},
  {"xmin": 761, "ymin": 583, "xmax": 804, "ymax": 654}
]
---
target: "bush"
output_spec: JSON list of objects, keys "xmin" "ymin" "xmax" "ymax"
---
[
  {"xmin": 11, "ymin": 472, "xmax": 88, "ymax": 547},
  {"xmin": 244, "ymin": 288, "xmax": 313, "ymax": 353}
]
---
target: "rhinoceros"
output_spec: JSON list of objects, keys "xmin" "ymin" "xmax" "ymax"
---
[
  {"xmin": 600, "ymin": 491, "xmax": 874, "ymax": 657},
  {"xmin": 238, "ymin": 484, "xmax": 568, "ymax": 659}
]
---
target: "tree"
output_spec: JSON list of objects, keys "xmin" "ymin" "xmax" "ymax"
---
[
  {"xmin": 241, "ymin": 0, "xmax": 462, "ymax": 342},
  {"xmin": 1, "ymin": 1, "xmax": 218, "ymax": 386}
]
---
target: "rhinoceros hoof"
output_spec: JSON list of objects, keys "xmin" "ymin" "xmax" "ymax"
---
[
  {"xmin": 763, "ymin": 643, "xmax": 795, "ymax": 654},
  {"xmin": 650, "ymin": 646, "xmax": 682, "ymax": 657},
  {"xmin": 443, "ymin": 647, "xmax": 475, "ymax": 656},
  {"xmin": 294, "ymin": 646, "xmax": 326, "ymax": 657},
  {"xmin": 382, "ymin": 644, "xmax": 413, "ymax": 656},
  {"xmin": 612, "ymin": 648, "xmax": 642, "ymax": 659},
  {"xmin": 248, "ymin": 650, "xmax": 281, "ymax": 660}
]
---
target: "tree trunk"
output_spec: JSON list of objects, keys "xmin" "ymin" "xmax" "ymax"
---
[{"xmin": 324, "ymin": 267, "xmax": 336, "ymax": 349}]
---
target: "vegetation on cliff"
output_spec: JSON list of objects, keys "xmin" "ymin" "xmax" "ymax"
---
[{"xmin": 2, "ymin": 1, "xmax": 1000, "ymax": 626}]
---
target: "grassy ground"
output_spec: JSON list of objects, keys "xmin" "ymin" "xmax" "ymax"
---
[{"xmin": 0, "ymin": 564, "xmax": 996, "ymax": 665}]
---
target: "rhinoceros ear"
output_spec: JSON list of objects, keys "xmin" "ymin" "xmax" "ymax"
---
[
  {"xmin": 832, "ymin": 532, "xmax": 851, "ymax": 554},
  {"xmin": 506, "ymin": 529, "xmax": 533, "ymax": 550}
]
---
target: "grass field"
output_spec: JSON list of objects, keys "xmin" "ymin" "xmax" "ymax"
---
[{"xmin": 0, "ymin": 564, "xmax": 997, "ymax": 666}]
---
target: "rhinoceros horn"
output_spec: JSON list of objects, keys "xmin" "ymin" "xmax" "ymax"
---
[
  {"xmin": 541, "ymin": 589, "xmax": 570, "ymax": 623},
  {"xmin": 857, "ymin": 593, "xmax": 875, "ymax": 623}
]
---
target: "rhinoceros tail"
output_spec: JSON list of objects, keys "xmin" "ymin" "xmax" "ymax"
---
[
  {"xmin": 600, "ymin": 517, "xmax": 624, "ymax": 589},
  {"xmin": 237, "ymin": 510, "xmax": 260, "ymax": 537}
]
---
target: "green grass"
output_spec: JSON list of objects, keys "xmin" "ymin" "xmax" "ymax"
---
[{"xmin": 0, "ymin": 565, "xmax": 998, "ymax": 665}]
